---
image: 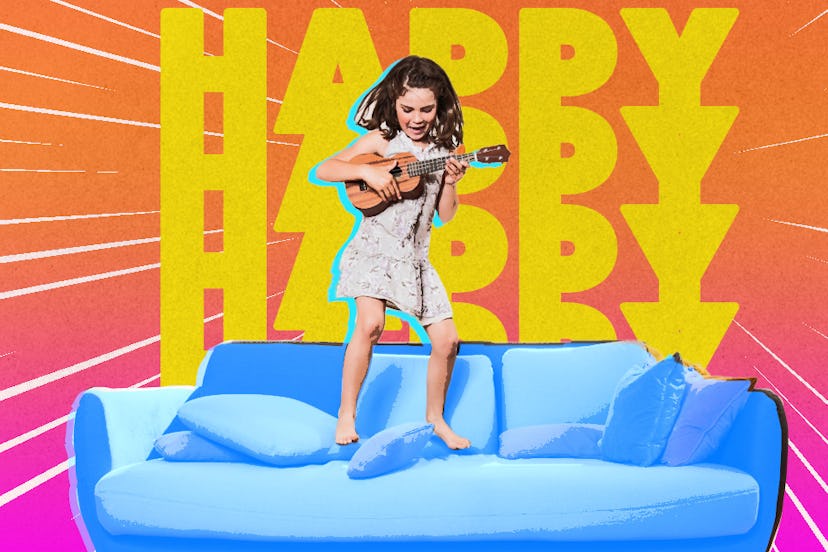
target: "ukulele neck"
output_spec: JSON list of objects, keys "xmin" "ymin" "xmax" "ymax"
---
[{"xmin": 407, "ymin": 151, "xmax": 476, "ymax": 177}]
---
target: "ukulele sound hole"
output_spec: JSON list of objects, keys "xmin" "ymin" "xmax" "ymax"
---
[{"xmin": 390, "ymin": 166, "xmax": 403, "ymax": 178}]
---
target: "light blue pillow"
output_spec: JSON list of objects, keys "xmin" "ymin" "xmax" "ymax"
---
[
  {"xmin": 599, "ymin": 354, "xmax": 687, "ymax": 466},
  {"xmin": 153, "ymin": 431, "xmax": 253, "ymax": 463},
  {"xmin": 177, "ymin": 394, "xmax": 352, "ymax": 466},
  {"xmin": 662, "ymin": 370, "xmax": 752, "ymax": 465},
  {"xmin": 347, "ymin": 422, "xmax": 434, "ymax": 479},
  {"xmin": 499, "ymin": 423, "xmax": 604, "ymax": 459}
]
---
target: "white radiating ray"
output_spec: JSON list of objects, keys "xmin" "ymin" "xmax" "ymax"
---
[
  {"xmin": 807, "ymin": 256, "xmax": 828, "ymax": 265},
  {"xmin": 0, "ymin": 234, "xmax": 237, "ymax": 293},
  {"xmin": 2, "ymin": 228, "xmax": 224, "ymax": 264},
  {"xmin": 789, "ymin": 440, "xmax": 828, "ymax": 494},
  {"xmin": 0, "ymin": 101, "xmax": 159, "ymax": 128},
  {"xmin": 0, "ymin": 287, "xmax": 293, "ymax": 405},
  {"xmin": 0, "ymin": 335, "xmax": 160, "ymax": 402},
  {"xmin": 176, "ymin": 0, "xmax": 222, "ymax": 19},
  {"xmin": 2, "ymin": 104, "xmax": 296, "ymax": 145},
  {"xmin": 1, "ymin": 169, "xmax": 117, "ymax": 173},
  {"xmin": 266, "ymin": 37, "xmax": 299, "ymax": 55},
  {"xmin": 268, "ymin": 139, "xmax": 300, "ymax": 146},
  {"xmin": 0, "ymin": 372, "xmax": 158, "ymax": 508},
  {"xmin": 0, "ymin": 23, "xmax": 159, "ymax": 71},
  {"xmin": 267, "ymin": 97, "xmax": 283, "ymax": 104},
  {"xmin": 0, "ymin": 237, "xmax": 159, "ymax": 264},
  {"xmin": 267, "ymin": 237, "xmax": 297, "ymax": 246},
  {"xmin": 769, "ymin": 219, "xmax": 828, "ymax": 234},
  {"xmin": 175, "ymin": 0, "xmax": 298, "ymax": 54},
  {"xmin": 0, "ymin": 211, "xmax": 159, "ymax": 225},
  {"xmin": 0, "ymin": 263, "xmax": 160, "ymax": 300},
  {"xmin": 737, "ymin": 133, "xmax": 828, "ymax": 153},
  {"xmin": 0, "ymin": 138, "xmax": 62, "ymax": 146},
  {"xmin": 0, "ymin": 169, "xmax": 85, "ymax": 173},
  {"xmin": 329, "ymin": 0, "xmax": 344, "ymax": 7},
  {"xmin": 785, "ymin": 484, "xmax": 828, "ymax": 549},
  {"xmin": 791, "ymin": 9, "xmax": 828, "ymax": 36},
  {"xmin": 204, "ymin": 128, "xmax": 298, "ymax": 147},
  {"xmin": 0, "ymin": 64, "xmax": 108, "ymax": 90},
  {"xmin": 0, "ymin": 414, "xmax": 72, "ymax": 455},
  {"xmin": 735, "ymin": 320, "xmax": 828, "ymax": 405},
  {"xmin": 803, "ymin": 322, "xmax": 828, "ymax": 341},
  {"xmin": 130, "ymin": 374, "xmax": 161, "ymax": 388},
  {"xmin": 50, "ymin": 0, "xmax": 161, "ymax": 39},
  {"xmin": 0, "ymin": 458, "xmax": 74, "ymax": 508},
  {"xmin": 753, "ymin": 365, "xmax": 828, "ymax": 447}
]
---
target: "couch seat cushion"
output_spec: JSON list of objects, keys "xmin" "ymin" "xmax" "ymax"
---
[{"xmin": 95, "ymin": 456, "xmax": 759, "ymax": 542}]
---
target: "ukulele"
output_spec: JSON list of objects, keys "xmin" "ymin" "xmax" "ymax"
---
[{"xmin": 344, "ymin": 144, "xmax": 511, "ymax": 216}]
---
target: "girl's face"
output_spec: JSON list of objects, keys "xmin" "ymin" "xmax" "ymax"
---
[{"xmin": 395, "ymin": 87, "xmax": 437, "ymax": 145}]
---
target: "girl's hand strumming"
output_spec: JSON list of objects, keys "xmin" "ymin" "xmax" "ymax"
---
[
  {"xmin": 443, "ymin": 156, "xmax": 469, "ymax": 187},
  {"xmin": 362, "ymin": 159, "xmax": 402, "ymax": 202}
]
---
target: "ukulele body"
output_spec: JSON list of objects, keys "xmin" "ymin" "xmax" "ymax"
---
[{"xmin": 344, "ymin": 152, "xmax": 424, "ymax": 217}]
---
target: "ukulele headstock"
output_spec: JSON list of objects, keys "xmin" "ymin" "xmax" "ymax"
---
[{"xmin": 475, "ymin": 145, "xmax": 511, "ymax": 164}]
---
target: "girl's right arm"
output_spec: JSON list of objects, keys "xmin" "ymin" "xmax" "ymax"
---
[{"xmin": 315, "ymin": 130, "xmax": 402, "ymax": 202}]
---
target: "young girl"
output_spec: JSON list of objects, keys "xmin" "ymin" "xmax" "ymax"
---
[{"xmin": 315, "ymin": 56, "xmax": 471, "ymax": 450}]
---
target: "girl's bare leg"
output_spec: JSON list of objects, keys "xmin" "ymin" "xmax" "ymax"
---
[
  {"xmin": 425, "ymin": 318, "xmax": 471, "ymax": 450},
  {"xmin": 336, "ymin": 297, "xmax": 386, "ymax": 445}
]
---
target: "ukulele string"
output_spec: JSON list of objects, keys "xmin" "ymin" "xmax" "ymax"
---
[{"xmin": 410, "ymin": 151, "xmax": 475, "ymax": 177}]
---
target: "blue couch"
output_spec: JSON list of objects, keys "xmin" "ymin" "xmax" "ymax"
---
[{"xmin": 68, "ymin": 340, "xmax": 786, "ymax": 552}]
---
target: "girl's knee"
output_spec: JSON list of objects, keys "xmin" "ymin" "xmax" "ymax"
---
[
  {"xmin": 355, "ymin": 316, "xmax": 385, "ymax": 344},
  {"xmin": 432, "ymin": 331, "xmax": 459, "ymax": 359}
]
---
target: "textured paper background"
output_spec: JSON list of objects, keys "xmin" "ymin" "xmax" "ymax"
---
[{"xmin": 0, "ymin": 1, "xmax": 825, "ymax": 550}]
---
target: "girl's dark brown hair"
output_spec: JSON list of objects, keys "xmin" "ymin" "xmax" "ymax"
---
[{"xmin": 354, "ymin": 56, "xmax": 463, "ymax": 151}]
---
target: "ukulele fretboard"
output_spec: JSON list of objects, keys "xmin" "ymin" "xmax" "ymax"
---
[{"xmin": 407, "ymin": 152, "xmax": 477, "ymax": 177}]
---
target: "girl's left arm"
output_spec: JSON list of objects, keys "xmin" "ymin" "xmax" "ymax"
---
[{"xmin": 437, "ymin": 156, "xmax": 469, "ymax": 222}]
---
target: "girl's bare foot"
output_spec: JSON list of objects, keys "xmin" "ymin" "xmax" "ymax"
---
[
  {"xmin": 336, "ymin": 416, "xmax": 359, "ymax": 445},
  {"xmin": 430, "ymin": 418, "xmax": 471, "ymax": 450}
]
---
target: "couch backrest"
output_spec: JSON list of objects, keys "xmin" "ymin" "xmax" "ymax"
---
[
  {"xmin": 500, "ymin": 341, "xmax": 656, "ymax": 429},
  {"xmin": 193, "ymin": 341, "xmax": 348, "ymax": 415},
  {"xmin": 186, "ymin": 340, "xmax": 652, "ymax": 450},
  {"xmin": 187, "ymin": 342, "xmax": 498, "ymax": 452}
]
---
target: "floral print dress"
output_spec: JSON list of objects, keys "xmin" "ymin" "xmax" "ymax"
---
[{"xmin": 334, "ymin": 132, "xmax": 453, "ymax": 326}]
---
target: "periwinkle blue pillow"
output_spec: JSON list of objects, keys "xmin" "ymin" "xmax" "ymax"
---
[
  {"xmin": 177, "ymin": 394, "xmax": 352, "ymax": 466},
  {"xmin": 499, "ymin": 423, "xmax": 604, "ymax": 459},
  {"xmin": 153, "ymin": 431, "xmax": 253, "ymax": 463},
  {"xmin": 347, "ymin": 422, "xmax": 434, "ymax": 479},
  {"xmin": 599, "ymin": 354, "xmax": 687, "ymax": 466},
  {"xmin": 662, "ymin": 370, "xmax": 752, "ymax": 466}
]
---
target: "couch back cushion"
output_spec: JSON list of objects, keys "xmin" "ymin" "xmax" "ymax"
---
[
  {"xmin": 501, "ymin": 341, "xmax": 656, "ymax": 430},
  {"xmin": 355, "ymin": 354, "xmax": 497, "ymax": 453}
]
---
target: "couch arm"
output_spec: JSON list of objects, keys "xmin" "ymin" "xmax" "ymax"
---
[
  {"xmin": 69, "ymin": 386, "xmax": 194, "ymax": 482},
  {"xmin": 708, "ymin": 388, "xmax": 787, "ymax": 551},
  {"xmin": 67, "ymin": 386, "xmax": 194, "ymax": 551}
]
